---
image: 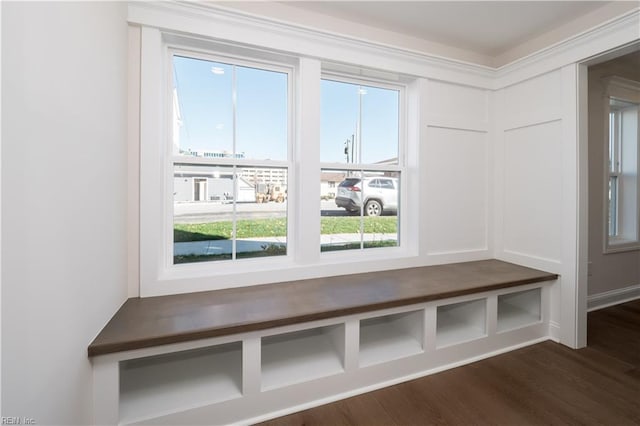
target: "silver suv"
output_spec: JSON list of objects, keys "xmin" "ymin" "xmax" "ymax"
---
[{"xmin": 335, "ymin": 177, "xmax": 398, "ymax": 216}]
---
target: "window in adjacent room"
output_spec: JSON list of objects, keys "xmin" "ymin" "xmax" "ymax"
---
[{"xmin": 604, "ymin": 76, "xmax": 640, "ymax": 252}]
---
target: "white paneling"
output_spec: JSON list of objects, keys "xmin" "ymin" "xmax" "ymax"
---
[
  {"xmin": 425, "ymin": 127, "xmax": 488, "ymax": 254},
  {"xmin": 503, "ymin": 120, "xmax": 563, "ymax": 263},
  {"xmin": 425, "ymin": 81, "xmax": 489, "ymax": 131},
  {"xmin": 503, "ymin": 70, "xmax": 562, "ymax": 130}
]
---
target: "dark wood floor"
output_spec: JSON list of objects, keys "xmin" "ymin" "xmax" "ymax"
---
[{"xmin": 259, "ymin": 299, "xmax": 640, "ymax": 426}]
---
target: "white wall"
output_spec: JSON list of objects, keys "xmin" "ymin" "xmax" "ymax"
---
[
  {"xmin": 1, "ymin": 2, "xmax": 128, "ymax": 424},
  {"xmin": 587, "ymin": 54, "xmax": 640, "ymax": 300}
]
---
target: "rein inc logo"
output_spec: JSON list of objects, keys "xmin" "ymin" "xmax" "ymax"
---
[{"xmin": 1, "ymin": 418, "xmax": 35, "ymax": 425}]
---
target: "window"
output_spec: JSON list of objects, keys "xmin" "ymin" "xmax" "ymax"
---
[
  {"xmin": 603, "ymin": 77, "xmax": 640, "ymax": 252},
  {"xmin": 139, "ymin": 31, "xmax": 413, "ymax": 296},
  {"xmin": 320, "ymin": 78, "xmax": 402, "ymax": 253},
  {"xmin": 171, "ymin": 53, "xmax": 291, "ymax": 264}
]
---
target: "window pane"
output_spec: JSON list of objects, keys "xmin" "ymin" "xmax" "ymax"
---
[
  {"xmin": 173, "ymin": 164, "xmax": 287, "ymax": 264},
  {"xmin": 172, "ymin": 56, "xmax": 288, "ymax": 161},
  {"xmin": 173, "ymin": 56, "xmax": 233, "ymax": 157},
  {"xmin": 608, "ymin": 176, "xmax": 618, "ymax": 237},
  {"xmin": 321, "ymin": 170, "xmax": 399, "ymax": 252},
  {"xmin": 321, "ymin": 80, "xmax": 399, "ymax": 165},
  {"xmin": 236, "ymin": 166, "xmax": 288, "ymax": 260},
  {"xmin": 609, "ymin": 110, "xmax": 616, "ymax": 173},
  {"xmin": 236, "ymin": 66, "xmax": 288, "ymax": 161}
]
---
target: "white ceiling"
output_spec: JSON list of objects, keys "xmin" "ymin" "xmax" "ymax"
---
[{"xmin": 284, "ymin": 1, "xmax": 611, "ymax": 57}]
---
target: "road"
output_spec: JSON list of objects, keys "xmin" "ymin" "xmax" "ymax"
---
[{"xmin": 174, "ymin": 200, "xmax": 355, "ymax": 223}]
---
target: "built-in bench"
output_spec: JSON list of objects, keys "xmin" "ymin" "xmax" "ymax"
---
[{"xmin": 89, "ymin": 259, "xmax": 558, "ymax": 425}]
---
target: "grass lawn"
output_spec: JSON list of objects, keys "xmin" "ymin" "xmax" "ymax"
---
[{"xmin": 174, "ymin": 216, "xmax": 397, "ymax": 242}]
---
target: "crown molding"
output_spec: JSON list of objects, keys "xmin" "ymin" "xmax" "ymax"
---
[
  {"xmin": 494, "ymin": 8, "xmax": 640, "ymax": 89},
  {"xmin": 128, "ymin": 2, "xmax": 639, "ymax": 91},
  {"xmin": 127, "ymin": 1, "xmax": 495, "ymax": 89}
]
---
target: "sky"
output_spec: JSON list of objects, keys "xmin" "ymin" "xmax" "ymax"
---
[{"xmin": 173, "ymin": 55, "xmax": 399, "ymax": 164}]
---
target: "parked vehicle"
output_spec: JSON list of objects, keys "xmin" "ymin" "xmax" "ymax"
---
[
  {"xmin": 335, "ymin": 177, "xmax": 398, "ymax": 216},
  {"xmin": 255, "ymin": 183, "xmax": 287, "ymax": 203}
]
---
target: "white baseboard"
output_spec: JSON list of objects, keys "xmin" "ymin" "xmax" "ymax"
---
[
  {"xmin": 587, "ymin": 284, "xmax": 640, "ymax": 312},
  {"xmin": 548, "ymin": 321, "xmax": 561, "ymax": 342}
]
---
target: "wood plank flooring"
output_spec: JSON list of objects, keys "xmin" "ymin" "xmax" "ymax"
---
[{"xmin": 258, "ymin": 300, "xmax": 640, "ymax": 426}]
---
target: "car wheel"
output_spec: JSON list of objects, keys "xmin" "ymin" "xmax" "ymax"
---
[{"xmin": 365, "ymin": 200, "xmax": 382, "ymax": 216}]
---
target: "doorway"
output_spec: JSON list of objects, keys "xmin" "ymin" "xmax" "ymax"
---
[
  {"xmin": 581, "ymin": 45, "xmax": 640, "ymax": 332},
  {"xmin": 194, "ymin": 178, "xmax": 207, "ymax": 201}
]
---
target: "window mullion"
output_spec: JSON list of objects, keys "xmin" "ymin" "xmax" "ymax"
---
[{"xmin": 295, "ymin": 58, "xmax": 322, "ymax": 264}]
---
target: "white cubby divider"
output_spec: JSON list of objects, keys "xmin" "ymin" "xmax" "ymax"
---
[
  {"xmin": 261, "ymin": 324, "xmax": 345, "ymax": 391},
  {"xmin": 119, "ymin": 342, "xmax": 243, "ymax": 424},
  {"xmin": 436, "ymin": 298, "xmax": 487, "ymax": 348},
  {"xmin": 359, "ymin": 310, "xmax": 424, "ymax": 367},
  {"xmin": 497, "ymin": 287, "xmax": 542, "ymax": 332}
]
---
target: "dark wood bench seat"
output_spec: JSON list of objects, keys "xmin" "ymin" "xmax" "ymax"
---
[{"xmin": 88, "ymin": 259, "xmax": 558, "ymax": 357}]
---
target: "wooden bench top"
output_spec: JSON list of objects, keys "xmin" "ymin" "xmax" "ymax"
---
[{"xmin": 88, "ymin": 260, "xmax": 557, "ymax": 357}]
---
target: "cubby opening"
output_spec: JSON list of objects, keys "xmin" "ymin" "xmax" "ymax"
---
[
  {"xmin": 436, "ymin": 298, "xmax": 486, "ymax": 348},
  {"xmin": 261, "ymin": 324, "xmax": 345, "ymax": 391},
  {"xmin": 359, "ymin": 310, "xmax": 423, "ymax": 367},
  {"xmin": 497, "ymin": 288, "xmax": 542, "ymax": 332},
  {"xmin": 119, "ymin": 342, "xmax": 242, "ymax": 423}
]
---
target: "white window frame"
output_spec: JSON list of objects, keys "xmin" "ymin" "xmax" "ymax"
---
[
  {"xmin": 602, "ymin": 76, "xmax": 640, "ymax": 253},
  {"xmin": 139, "ymin": 29, "xmax": 416, "ymax": 297}
]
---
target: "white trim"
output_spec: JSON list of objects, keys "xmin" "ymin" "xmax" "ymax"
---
[
  {"xmin": 295, "ymin": 57, "xmax": 321, "ymax": 264},
  {"xmin": 127, "ymin": 2, "xmax": 495, "ymax": 88},
  {"xmin": 503, "ymin": 118, "xmax": 562, "ymax": 134},
  {"xmin": 587, "ymin": 284, "xmax": 640, "ymax": 311},
  {"xmin": 576, "ymin": 63, "xmax": 589, "ymax": 349},
  {"xmin": 425, "ymin": 120, "xmax": 489, "ymax": 134},
  {"xmin": 127, "ymin": 1, "xmax": 639, "ymax": 92},
  {"xmin": 139, "ymin": 26, "xmax": 165, "ymax": 297},
  {"xmin": 128, "ymin": 25, "xmax": 141, "ymax": 298},
  {"xmin": 548, "ymin": 321, "xmax": 561, "ymax": 342},
  {"xmin": 559, "ymin": 64, "xmax": 581, "ymax": 348},
  {"xmin": 495, "ymin": 8, "xmax": 640, "ymax": 89}
]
